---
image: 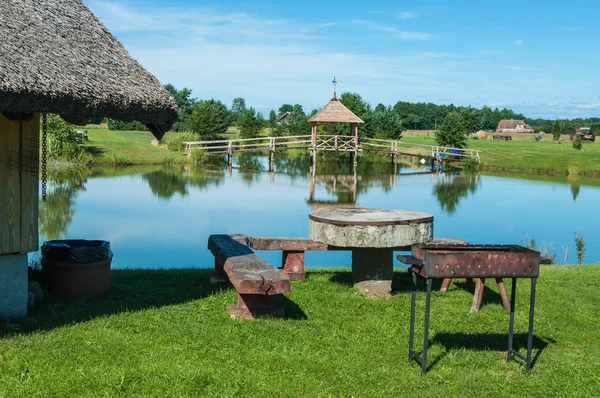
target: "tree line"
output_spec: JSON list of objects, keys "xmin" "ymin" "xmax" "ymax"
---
[{"xmin": 106, "ymin": 83, "xmax": 599, "ymax": 144}]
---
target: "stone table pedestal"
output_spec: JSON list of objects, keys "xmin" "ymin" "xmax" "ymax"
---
[{"xmin": 309, "ymin": 208, "xmax": 433, "ymax": 298}]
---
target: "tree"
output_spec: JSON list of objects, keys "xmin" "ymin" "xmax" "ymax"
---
[
  {"xmin": 371, "ymin": 106, "xmax": 404, "ymax": 139},
  {"xmin": 460, "ymin": 108, "xmax": 481, "ymax": 135},
  {"xmin": 238, "ymin": 108, "xmax": 264, "ymax": 138},
  {"xmin": 435, "ymin": 112, "xmax": 468, "ymax": 148},
  {"xmin": 269, "ymin": 110, "xmax": 276, "ymax": 125},
  {"xmin": 339, "ymin": 92, "xmax": 373, "ymax": 137},
  {"xmin": 163, "ymin": 84, "xmax": 198, "ymax": 132},
  {"xmin": 186, "ymin": 99, "xmax": 230, "ymax": 138},
  {"xmin": 278, "ymin": 104, "xmax": 293, "ymax": 114},
  {"xmin": 231, "ymin": 97, "xmax": 247, "ymax": 124},
  {"xmin": 291, "ymin": 104, "xmax": 305, "ymax": 119},
  {"xmin": 552, "ymin": 120, "xmax": 562, "ymax": 141}
]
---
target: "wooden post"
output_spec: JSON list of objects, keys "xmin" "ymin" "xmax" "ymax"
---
[
  {"xmin": 311, "ymin": 122, "xmax": 317, "ymax": 169},
  {"xmin": 269, "ymin": 138, "xmax": 275, "ymax": 172},
  {"xmin": 0, "ymin": 113, "xmax": 39, "ymax": 318},
  {"xmin": 352, "ymin": 123, "xmax": 358, "ymax": 164},
  {"xmin": 227, "ymin": 140, "xmax": 233, "ymax": 166}
]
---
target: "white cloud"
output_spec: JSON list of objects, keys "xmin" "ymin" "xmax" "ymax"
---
[
  {"xmin": 514, "ymin": 39, "xmax": 524, "ymax": 46},
  {"xmin": 350, "ymin": 20, "xmax": 434, "ymax": 40},
  {"xmin": 87, "ymin": 1, "xmax": 598, "ymax": 119},
  {"xmin": 398, "ymin": 11, "xmax": 418, "ymax": 20}
]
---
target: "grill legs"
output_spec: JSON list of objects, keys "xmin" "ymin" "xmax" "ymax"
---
[
  {"xmin": 410, "ymin": 275, "xmax": 537, "ymax": 374},
  {"xmin": 408, "ymin": 271, "xmax": 432, "ymax": 375},
  {"xmin": 507, "ymin": 277, "xmax": 537, "ymax": 372}
]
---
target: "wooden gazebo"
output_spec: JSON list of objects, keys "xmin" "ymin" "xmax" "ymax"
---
[
  {"xmin": 0, "ymin": 0, "xmax": 177, "ymax": 318},
  {"xmin": 308, "ymin": 91, "xmax": 364, "ymax": 160}
]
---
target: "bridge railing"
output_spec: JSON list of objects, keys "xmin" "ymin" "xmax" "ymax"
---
[
  {"xmin": 184, "ymin": 135, "xmax": 312, "ymax": 155},
  {"xmin": 184, "ymin": 134, "xmax": 480, "ymax": 163},
  {"xmin": 360, "ymin": 137, "xmax": 480, "ymax": 162}
]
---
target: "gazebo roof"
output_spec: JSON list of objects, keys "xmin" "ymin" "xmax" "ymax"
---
[
  {"xmin": 0, "ymin": 0, "xmax": 177, "ymax": 139},
  {"xmin": 308, "ymin": 92, "xmax": 364, "ymax": 124}
]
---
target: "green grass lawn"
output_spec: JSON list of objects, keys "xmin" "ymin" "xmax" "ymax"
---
[
  {"xmin": 402, "ymin": 131, "xmax": 600, "ymax": 174},
  {"xmin": 84, "ymin": 129, "xmax": 186, "ymax": 165},
  {"xmin": 1, "ymin": 266, "xmax": 599, "ymax": 397}
]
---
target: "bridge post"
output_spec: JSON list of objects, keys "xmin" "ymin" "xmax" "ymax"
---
[
  {"xmin": 352, "ymin": 123, "xmax": 359, "ymax": 165},
  {"xmin": 227, "ymin": 140, "xmax": 233, "ymax": 166},
  {"xmin": 311, "ymin": 122, "xmax": 317, "ymax": 169},
  {"xmin": 269, "ymin": 138, "xmax": 275, "ymax": 172}
]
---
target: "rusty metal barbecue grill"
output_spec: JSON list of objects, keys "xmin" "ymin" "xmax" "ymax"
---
[{"xmin": 398, "ymin": 244, "xmax": 541, "ymax": 374}]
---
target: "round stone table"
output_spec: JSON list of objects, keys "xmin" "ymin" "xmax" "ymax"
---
[{"xmin": 309, "ymin": 208, "xmax": 433, "ymax": 298}]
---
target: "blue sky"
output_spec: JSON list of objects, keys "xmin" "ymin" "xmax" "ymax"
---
[{"xmin": 88, "ymin": 0, "xmax": 599, "ymax": 119}]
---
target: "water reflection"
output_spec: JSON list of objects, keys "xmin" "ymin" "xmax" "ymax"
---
[
  {"xmin": 141, "ymin": 166, "xmax": 225, "ymax": 200},
  {"xmin": 431, "ymin": 173, "xmax": 480, "ymax": 215},
  {"xmin": 39, "ymin": 167, "xmax": 92, "ymax": 240},
  {"xmin": 568, "ymin": 175, "xmax": 580, "ymax": 201}
]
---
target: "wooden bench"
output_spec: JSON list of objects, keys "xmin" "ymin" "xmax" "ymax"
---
[
  {"xmin": 208, "ymin": 234, "xmax": 291, "ymax": 319},
  {"xmin": 249, "ymin": 237, "xmax": 329, "ymax": 280}
]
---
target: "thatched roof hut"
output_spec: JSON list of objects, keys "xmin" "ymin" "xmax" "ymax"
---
[
  {"xmin": 0, "ymin": 0, "xmax": 177, "ymax": 318},
  {"xmin": 308, "ymin": 92, "xmax": 364, "ymax": 124},
  {"xmin": 0, "ymin": 0, "xmax": 177, "ymax": 139}
]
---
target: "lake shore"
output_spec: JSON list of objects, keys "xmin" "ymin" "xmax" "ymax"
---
[
  {"xmin": 72, "ymin": 128, "xmax": 600, "ymax": 175},
  {"xmin": 2, "ymin": 265, "xmax": 599, "ymax": 396}
]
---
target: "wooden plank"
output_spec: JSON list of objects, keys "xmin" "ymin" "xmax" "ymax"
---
[
  {"xmin": 250, "ymin": 237, "xmax": 328, "ymax": 251},
  {"xmin": 207, "ymin": 234, "xmax": 249, "ymax": 257},
  {"xmin": 0, "ymin": 114, "xmax": 21, "ymax": 254},
  {"xmin": 207, "ymin": 234, "xmax": 290, "ymax": 295},
  {"xmin": 20, "ymin": 116, "xmax": 39, "ymax": 253},
  {"xmin": 224, "ymin": 253, "xmax": 291, "ymax": 295}
]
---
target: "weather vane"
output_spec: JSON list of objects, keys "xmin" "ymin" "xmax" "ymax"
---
[{"xmin": 332, "ymin": 76, "xmax": 344, "ymax": 94}]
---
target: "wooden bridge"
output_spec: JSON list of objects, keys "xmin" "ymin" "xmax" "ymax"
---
[{"xmin": 183, "ymin": 135, "xmax": 480, "ymax": 169}]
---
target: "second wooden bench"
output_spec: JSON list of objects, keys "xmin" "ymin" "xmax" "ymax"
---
[{"xmin": 208, "ymin": 234, "xmax": 291, "ymax": 319}]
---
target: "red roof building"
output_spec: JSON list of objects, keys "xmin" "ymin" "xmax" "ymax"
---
[{"xmin": 497, "ymin": 119, "xmax": 534, "ymax": 133}]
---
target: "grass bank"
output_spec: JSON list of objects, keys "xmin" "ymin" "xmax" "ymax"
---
[
  {"xmin": 1, "ymin": 266, "xmax": 599, "ymax": 397},
  {"xmin": 402, "ymin": 130, "xmax": 600, "ymax": 175},
  {"xmin": 79, "ymin": 127, "xmax": 599, "ymax": 174}
]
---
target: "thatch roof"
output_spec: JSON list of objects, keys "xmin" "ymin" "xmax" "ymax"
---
[
  {"xmin": 0, "ymin": 0, "xmax": 177, "ymax": 139},
  {"xmin": 308, "ymin": 92, "xmax": 364, "ymax": 124}
]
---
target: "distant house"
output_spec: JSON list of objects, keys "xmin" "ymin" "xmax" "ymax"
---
[
  {"xmin": 275, "ymin": 112, "xmax": 291, "ymax": 124},
  {"xmin": 497, "ymin": 119, "xmax": 534, "ymax": 133}
]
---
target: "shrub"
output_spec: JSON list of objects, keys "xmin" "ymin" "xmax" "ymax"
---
[
  {"xmin": 162, "ymin": 154, "xmax": 178, "ymax": 166},
  {"xmin": 572, "ymin": 135, "xmax": 582, "ymax": 150},
  {"xmin": 574, "ymin": 231, "xmax": 586, "ymax": 264},
  {"xmin": 45, "ymin": 114, "xmax": 84, "ymax": 161},
  {"xmin": 106, "ymin": 119, "xmax": 148, "ymax": 131},
  {"xmin": 568, "ymin": 161, "xmax": 581, "ymax": 175},
  {"xmin": 190, "ymin": 148, "xmax": 208, "ymax": 166},
  {"xmin": 162, "ymin": 132, "xmax": 202, "ymax": 153},
  {"xmin": 461, "ymin": 157, "xmax": 480, "ymax": 172}
]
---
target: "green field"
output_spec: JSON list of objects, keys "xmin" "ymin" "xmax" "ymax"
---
[
  {"xmin": 80, "ymin": 128, "xmax": 600, "ymax": 174},
  {"xmin": 1, "ymin": 266, "xmax": 599, "ymax": 397},
  {"xmin": 401, "ymin": 130, "xmax": 600, "ymax": 175}
]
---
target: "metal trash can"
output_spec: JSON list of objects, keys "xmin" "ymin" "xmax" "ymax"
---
[{"xmin": 41, "ymin": 240, "xmax": 113, "ymax": 298}]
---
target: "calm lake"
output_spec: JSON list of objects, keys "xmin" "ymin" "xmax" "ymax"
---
[{"xmin": 37, "ymin": 154, "xmax": 600, "ymax": 268}]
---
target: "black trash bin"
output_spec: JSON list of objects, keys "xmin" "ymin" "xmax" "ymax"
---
[{"xmin": 41, "ymin": 240, "xmax": 113, "ymax": 298}]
